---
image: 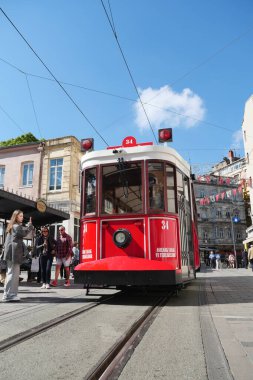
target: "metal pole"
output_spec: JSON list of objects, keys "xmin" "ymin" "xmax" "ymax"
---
[{"xmin": 231, "ymin": 216, "xmax": 237, "ymax": 269}]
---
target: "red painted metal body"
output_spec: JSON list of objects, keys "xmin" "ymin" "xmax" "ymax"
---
[{"xmin": 74, "ymin": 136, "xmax": 200, "ymax": 287}]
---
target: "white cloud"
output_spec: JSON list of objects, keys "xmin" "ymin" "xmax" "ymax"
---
[
  {"xmin": 134, "ymin": 85, "xmax": 205, "ymax": 131},
  {"xmin": 231, "ymin": 129, "xmax": 243, "ymax": 149}
]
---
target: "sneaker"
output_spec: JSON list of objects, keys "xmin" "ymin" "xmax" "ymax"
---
[
  {"xmin": 41, "ymin": 283, "xmax": 46, "ymax": 289},
  {"xmin": 46, "ymin": 284, "xmax": 51, "ymax": 289},
  {"xmin": 2, "ymin": 297, "xmax": 11, "ymax": 302},
  {"xmin": 9, "ymin": 295, "xmax": 20, "ymax": 301},
  {"xmin": 50, "ymin": 280, "xmax": 57, "ymax": 287},
  {"xmin": 64, "ymin": 280, "xmax": 70, "ymax": 287}
]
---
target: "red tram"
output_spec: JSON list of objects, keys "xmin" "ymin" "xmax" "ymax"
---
[{"xmin": 74, "ymin": 133, "xmax": 200, "ymax": 288}]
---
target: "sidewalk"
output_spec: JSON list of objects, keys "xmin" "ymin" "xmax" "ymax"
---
[{"xmin": 199, "ymin": 266, "xmax": 253, "ymax": 380}]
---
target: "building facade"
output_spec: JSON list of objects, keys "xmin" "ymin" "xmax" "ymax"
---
[
  {"xmin": 194, "ymin": 176, "xmax": 246, "ymax": 258},
  {"xmin": 39, "ymin": 136, "xmax": 82, "ymax": 241},
  {"xmin": 0, "ymin": 142, "xmax": 42, "ymax": 198},
  {"xmin": 0, "ymin": 136, "xmax": 82, "ymax": 243},
  {"xmin": 242, "ymin": 95, "xmax": 253, "ymax": 247}
]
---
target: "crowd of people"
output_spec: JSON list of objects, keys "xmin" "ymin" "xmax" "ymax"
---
[
  {"xmin": 0, "ymin": 209, "xmax": 79, "ymax": 302},
  {"xmin": 205, "ymin": 245, "xmax": 253, "ymax": 270}
]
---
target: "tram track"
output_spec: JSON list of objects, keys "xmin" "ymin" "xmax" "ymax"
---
[
  {"xmin": 0, "ymin": 293, "xmax": 116, "ymax": 353},
  {"xmin": 84, "ymin": 292, "xmax": 172, "ymax": 380}
]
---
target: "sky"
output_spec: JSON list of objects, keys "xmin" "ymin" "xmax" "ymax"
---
[{"xmin": 0, "ymin": 0, "xmax": 252, "ymax": 174}]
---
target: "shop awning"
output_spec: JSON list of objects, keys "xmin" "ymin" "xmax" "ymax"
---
[
  {"xmin": 0, "ymin": 189, "xmax": 70, "ymax": 226},
  {"xmin": 243, "ymin": 237, "xmax": 253, "ymax": 245}
]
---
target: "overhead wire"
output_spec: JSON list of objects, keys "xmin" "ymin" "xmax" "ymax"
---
[
  {"xmin": 0, "ymin": 103, "xmax": 25, "ymax": 133},
  {"xmin": 148, "ymin": 25, "xmax": 253, "ymax": 105},
  {"xmin": 1, "ymin": 55, "xmax": 247, "ymax": 138},
  {"xmin": 0, "ymin": 7, "xmax": 109, "ymax": 146},
  {"xmin": 1, "ymin": 6, "xmax": 251, "ymax": 145},
  {"xmin": 25, "ymin": 74, "xmax": 43, "ymax": 139},
  {"xmin": 100, "ymin": 0, "xmax": 158, "ymax": 144}
]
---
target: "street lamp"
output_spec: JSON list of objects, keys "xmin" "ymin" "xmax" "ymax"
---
[{"xmin": 231, "ymin": 215, "xmax": 240, "ymax": 268}]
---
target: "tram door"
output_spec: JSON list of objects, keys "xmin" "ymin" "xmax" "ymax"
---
[{"xmin": 177, "ymin": 171, "xmax": 193, "ymax": 279}]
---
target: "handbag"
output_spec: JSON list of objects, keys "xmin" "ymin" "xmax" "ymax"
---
[
  {"xmin": 31, "ymin": 257, "xmax": 40, "ymax": 273},
  {"xmin": 20, "ymin": 257, "xmax": 32, "ymax": 271},
  {"xmin": 0, "ymin": 251, "xmax": 7, "ymax": 271}
]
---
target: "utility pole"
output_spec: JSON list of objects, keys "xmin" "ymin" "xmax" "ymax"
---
[{"xmin": 231, "ymin": 215, "xmax": 240, "ymax": 269}]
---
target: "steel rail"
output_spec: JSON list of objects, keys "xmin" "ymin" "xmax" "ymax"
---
[
  {"xmin": 84, "ymin": 293, "xmax": 172, "ymax": 380},
  {"xmin": 0, "ymin": 294, "xmax": 116, "ymax": 353}
]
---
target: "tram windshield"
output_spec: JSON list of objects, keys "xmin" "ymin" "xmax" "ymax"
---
[{"xmin": 102, "ymin": 162, "xmax": 142, "ymax": 214}]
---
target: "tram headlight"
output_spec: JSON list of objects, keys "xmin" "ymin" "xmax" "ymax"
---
[{"xmin": 113, "ymin": 229, "xmax": 132, "ymax": 248}]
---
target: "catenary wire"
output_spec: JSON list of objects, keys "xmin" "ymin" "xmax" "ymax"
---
[
  {"xmin": 25, "ymin": 74, "xmax": 43, "ymax": 139},
  {"xmin": 0, "ymin": 9, "xmax": 251, "ymax": 142},
  {"xmin": 100, "ymin": 0, "xmax": 158, "ymax": 144},
  {"xmin": 108, "ymin": 0, "xmax": 117, "ymax": 37},
  {"xmin": 0, "ymin": 103, "xmax": 25, "ymax": 133},
  {"xmin": 148, "ymin": 25, "xmax": 253, "ymax": 105},
  {"xmin": 0, "ymin": 7, "xmax": 109, "ymax": 147},
  {"xmin": 0, "ymin": 55, "xmax": 249, "ymax": 139}
]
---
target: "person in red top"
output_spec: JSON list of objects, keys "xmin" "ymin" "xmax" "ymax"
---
[{"xmin": 51, "ymin": 226, "xmax": 73, "ymax": 287}]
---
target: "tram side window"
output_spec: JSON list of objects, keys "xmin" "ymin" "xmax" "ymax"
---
[
  {"xmin": 102, "ymin": 162, "xmax": 142, "ymax": 214},
  {"xmin": 148, "ymin": 162, "xmax": 165, "ymax": 211},
  {"xmin": 166, "ymin": 165, "xmax": 176, "ymax": 213},
  {"xmin": 177, "ymin": 171, "xmax": 190, "ymax": 207},
  {"xmin": 84, "ymin": 168, "xmax": 96, "ymax": 214}
]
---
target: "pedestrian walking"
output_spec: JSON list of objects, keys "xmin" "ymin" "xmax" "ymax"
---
[
  {"xmin": 228, "ymin": 253, "xmax": 235, "ymax": 268},
  {"xmin": 71, "ymin": 242, "xmax": 79, "ymax": 277},
  {"xmin": 34, "ymin": 226, "xmax": 56, "ymax": 289},
  {"xmin": 2, "ymin": 210, "xmax": 33, "ymax": 302},
  {"xmin": 51, "ymin": 226, "xmax": 73, "ymax": 287},
  {"xmin": 242, "ymin": 249, "xmax": 248, "ymax": 269},
  {"xmin": 209, "ymin": 251, "xmax": 215, "ymax": 269},
  {"xmin": 248, "ymin": 245, "xmax": 253, "ymax": 272},
  {"xmin": 215, "ymin": 252, "xmax": 221, "ymax": 270}
]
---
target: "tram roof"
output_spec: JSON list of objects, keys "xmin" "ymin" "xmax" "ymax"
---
[{"xmin": 81, "ymin": 144, "xmax": 191, "ymax": 176}]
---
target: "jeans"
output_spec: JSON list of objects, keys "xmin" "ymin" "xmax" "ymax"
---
[{"xmin": 40, "ymin": 255, "xmax": 53, "ymax": 284}]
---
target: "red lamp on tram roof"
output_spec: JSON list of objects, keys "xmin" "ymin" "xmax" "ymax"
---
[
  {"xmin": 81, "ymin": 138, "xmax": 94, "ymax": 152},
  {"xmin": 158, "ymin": 128, "xmax": 173, "ymax": 143}
]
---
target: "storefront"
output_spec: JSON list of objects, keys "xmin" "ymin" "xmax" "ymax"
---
[{"xmin": 0, "ymin": 188, "xmax": 70, "ymax": 244}]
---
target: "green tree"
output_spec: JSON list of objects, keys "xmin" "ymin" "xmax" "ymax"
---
[{"xmin": 0, "ymin": 133, "xmax": 39, "ymax": 147}]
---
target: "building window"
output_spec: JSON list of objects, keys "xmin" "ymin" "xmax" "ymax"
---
[
  {"xmin": 0, "ymin": 166, "xmax": 5, "ymax": 188},
  {"xmin": 49, "ymin": 158, "xmax": 63, "ymax": 191},
  {"xmin": 203, "ymin": 231, "xmax": 208, "ymax": 239},
  {"xmin": 49, "ymin": 223, "xmax": 62, "ymax": 240},
  {"xmin": 21, "ymin": 162, "xmax": 34, "ymax": 187},
  {"xmin": 74, "ymin": 217, "xmax": 79, "ymax": 242},
  {"xmin": 225, "ymin": 210, "xmax": 231, "ymax": 218},
  {"xmin": 236, "ymin": 231, "xmax": 241, "ymax": 239},
  {"xmin": 216, "ymin": 209, "xmax": 222, "ymax": 218},
  {"xmin": 227, "ymin": 229, "xmax": 231, "ymax": 238},
  {"xmin": 200, "ymin": 189, "xmax": 205, "ymax": 198},
  {"xmin": 219, "ymin": 228, "xmax": 224, "ymax": 238}
]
